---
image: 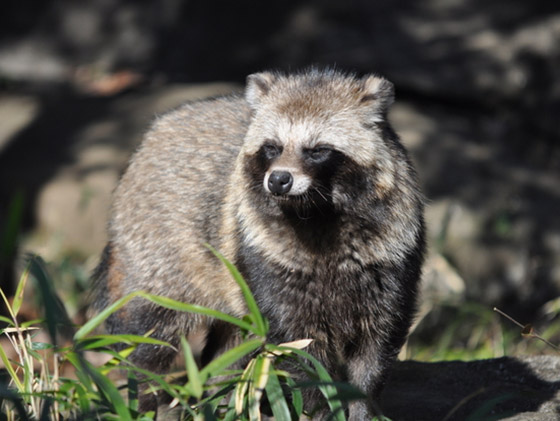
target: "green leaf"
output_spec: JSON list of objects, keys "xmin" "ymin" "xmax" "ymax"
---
[
  {"xmin": 77, "ymin": 334, "xmax": 171, "ymax": 351},
  {"xmin": 12, "ymin": 264, "xmax": 30, "ymax": 317},
  {"xmin": 249, "ymin": 354, "xmax": 271, "ymax": 420},
  {"xmin": 0, "ymin": 384, "xmax": 30, "ymax": 421},
  {"xmin": 201, "ymin": 404, "xmax": 219, "ymax": 421},
  {"xmin": 20, "ymin": 319, "xmax": 42, "ymax": 328},
  {"xmin": 0, "ymin": 342, "xmax": 24, "ymax": 391},
  {"xmin": 223, "ymin": 390, "xmax": 239, "ymax": 421},
  {"xmin": 140, "ymin": 292, "xmax": 256, "ymax": 334},
  {"xmin": 27, "ymin": 254, "xmax": 73, "ymax": 345},
  {"xmin": 235, "ymin": 358, "xmax": 254, "ymax": 415},
  {"xmin": 181, "ymin": 335, "xmax": 203, "ymax": 399},
  {"xmin": 74, "ymin": 291, "xmax": 146, "ymax": 340},
  {"xmin": 0, "ymin": 286, "xmax": 15, "ymax": 321},
  {"xmin": 265, "ymin": 368, "xmax": 292, "ymax": 421},
  {"xmin": 285, "ymin": 376, "xmax": 303, "ymax": 417},
  {"xmin": 65, "ymin": 352, "xmax": 95, "ymax": 393},
  {"xmin": 206, "ymin": 245, "xmax": 268, "ymax": 337},
  {"xmin": 81, "ymin": 359, "xmax": 133, "ymax": 421},
  {"xmin": 282, "ymin": 347, "xmax": 346, "ymax": 421},
  {"xmin": 30, "ymin": 342, "xmax": 54, "ymax": 351},
  {"xmin": 128, "ymin": 371, "xmax": 139, "ymax": 412},
  {"xmin": 200, "ymin": 338, "xmax": 262, "ymax": 384}
]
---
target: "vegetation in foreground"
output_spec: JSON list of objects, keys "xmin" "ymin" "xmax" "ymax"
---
[
  {"xmin": 0, "ymin": 253, "xmax": 372, "ymax": 420},
  {"xmin": 1, "ymin": 250, "xmax": 559, "ymax": 420}
]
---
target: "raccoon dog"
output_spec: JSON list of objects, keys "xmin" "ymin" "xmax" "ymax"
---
[{"xmin": 90, "ymin": 68, "xmax": 425, "ymax": 419}]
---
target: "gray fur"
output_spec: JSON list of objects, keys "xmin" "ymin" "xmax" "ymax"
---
[{"xmin": 90, "ymin": 68, "xmax": 425, "ymax": 419}]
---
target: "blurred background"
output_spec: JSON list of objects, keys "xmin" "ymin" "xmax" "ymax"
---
[{"xmin": 0, "ymin": 0, "xmax": 559, "ymax": 360}]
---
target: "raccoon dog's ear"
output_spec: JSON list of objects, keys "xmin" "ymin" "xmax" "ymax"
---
[
  {"xmin": 360, "ymin": 75, "xmax": 395, "ymax": 121},
  {"xmin": 246, "ymin": 72, "xmax": 278, "ymax": 109}
]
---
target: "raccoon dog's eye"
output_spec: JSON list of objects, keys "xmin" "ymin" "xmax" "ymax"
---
[
  {"xmin": 261, "ymin": 143, "xmax": 282, "ymax": 160},
  {"xmin": 304, "ymin": 146, "xmax": 333, "ymax": 163}
]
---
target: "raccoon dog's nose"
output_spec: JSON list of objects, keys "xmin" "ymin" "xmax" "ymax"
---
[{"xmin": 268, "ymin": 171, "xmax": 293, "ymax": 195}]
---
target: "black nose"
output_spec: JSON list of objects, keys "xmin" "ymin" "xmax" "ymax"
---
[{"xmin": 268, "ymin": 171, "xmax": 293, "ymax": 195}]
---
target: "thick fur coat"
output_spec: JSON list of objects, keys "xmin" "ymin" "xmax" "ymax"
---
[{"xmin": 90, "ymin": 69, "xmax": 425, "ymax": 419}]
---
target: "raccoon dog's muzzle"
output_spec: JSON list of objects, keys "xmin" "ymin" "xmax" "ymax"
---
[{"xmin": 264, "ymin": 168, "xmax": 312, "ymax": 197}]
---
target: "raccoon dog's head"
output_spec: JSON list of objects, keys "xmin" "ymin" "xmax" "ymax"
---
[{"xmin": 241, "ymin": 69, "xmax": 397, "ymax": 218}]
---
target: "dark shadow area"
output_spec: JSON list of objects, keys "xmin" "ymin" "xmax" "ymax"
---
[
  {"xmin": 381, "ymin": 356, "xmax": 560, "ymax": 420},
  {"xmin": 1, "ymin": 0, "xmax": 559, "ymax": 320}
]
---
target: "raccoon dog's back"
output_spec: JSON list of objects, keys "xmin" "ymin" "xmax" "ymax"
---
[{"xmin": 90, "ymin": 69, "xmax": 425, "ymax": 419}]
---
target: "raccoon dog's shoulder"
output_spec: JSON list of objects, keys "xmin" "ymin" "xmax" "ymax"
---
[{"xmin": 94, "ymin": 93, "xmax": 252, "ymax": 316}]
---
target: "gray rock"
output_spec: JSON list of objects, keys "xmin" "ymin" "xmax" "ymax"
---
[{"xmin": 0, "ymin": 83, "xmax": 239, "ymax": 260}]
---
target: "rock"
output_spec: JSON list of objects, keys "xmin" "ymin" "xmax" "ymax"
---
[
  {"xmin": 381, "ymin": 355, "xmax": 560, "ymax": 421},
  {"xmin": 0, "ymin": 83, "xmax": 239, "ymax": 260},
  {"xmin": 392, "ymin": 100, "xmax": 560, "ymax": 313}
]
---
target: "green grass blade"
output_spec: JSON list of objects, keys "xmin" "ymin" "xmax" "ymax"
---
[
  {"xmin": 78, "ymin": 288, "xmax": 259, "ymax": 341},
  {"xmin": 265, "ymin": 369, "xmax": 292, "ymax": 421},
  {"xmin": 235, "ymin": 358, "xmax": 254, "ymax": 415},
  {"xmin": 285, "ymin": 376, "xmax": 303, "ymax": 417},
  {"xmin": 127, "ymin": 371, "xmax": 139, "ymax": 413},
  {"xmin": 247, "ymin": 360, "xmax": 260, "ymax": 421},
  {"xmin": 79, "ymin": 290, "xmax": 254, "ymax": 337},
  {"xmin": 282, "ymin": 347, "xmax": 346, "ymax": 421},
  {"xmin": 0, "ymin": 315, "xmax": 14, "ymax": 325},
  {"xmin": 27, "ymin": 254, "xmax": 73, "ymax": 344},
  {"xmin": 0, "ymin": 343, "xmax": 24, "ymax": 391},
  {"xmin": 0, "ymin": 287, "xmax": 16, "ymax": 321},
  {"xmin": 201, "ymin": 338, "xmax": 262, "ymax": 383},
  {"xmin": 224, "ymin": 387, "xmax": 239, "ymax": 421},
  {"xmin": 77, "ymin": 334, "xmax": 170, "ymax": 351},
  {"xmin": 181, "ymin": 335, "xmax": 203, "ymax": 399},
  {"xmin": 74, "ymin": 291, "xmax": 146, "ymax": 340},
  {"xmin": 80, "ymin": 358, "xmax": 133, "ymax": 421},
  {"xmin": 12, "ymin": 265, "xmax": 30, "ymax": 317},
  {"xmin": 206, "ymin": 245, "xmax": 268, "ymax": 337},
  {"xmin": 139, "ymin": 292, "xmax": 255, "ymax": 333},
  {"xmin": 201, "ymin": 404, "xmax": 219, "ymax": 421},
  {"xmin": 65, "ymin": 352, "xmax": 95, "ymax": 393},
  {"xmin": 249, "ymin": 354, "xmax": 270, "ymax": 420},
  {"xmin": 0, "ymin": 384, "xmax": 30, "ymax": 421}
]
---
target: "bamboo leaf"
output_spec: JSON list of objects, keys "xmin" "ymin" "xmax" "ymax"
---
[
  {"xmin": 285, "ymin": 376, "xmax": 303, "ymax": 417},
  {"xmin": 77, "ymin": 334, "xmax": 170, "ymax": 351},
  {"xmin": 181, "ymin": 336, "xmax": 203, "ymax": 399},
  {"xmin": 0, "ymin": 287, "xmax": 15, "ymax": 321},
  {"xmin": 251, "ymin": 354, "xmax": 271, "ymax": 411},
  {"xmin": 12, "ymin": 265, "xmax": 30, "ymax": 317},
  {"xmin": 266, "ymin": 369, "xmax": 292, "ymax": 421},
  {"xmin": 78, "ymin": 356, "xmax": 133, "ymax": 421},
  {"xmin": 206, "ymin": 245, "xmax": 268, "ymax": 337},
  {"xmin": 201, "ymin": 338, "xmax": 262, "ymax": 383},
  {"xmin": 139, "ymin": 292, "xmax": 255, "ymax": 333},
  {"xmin": 283, "ymin": 348, "xmax": 346, "ymax": 421},
  {"xmin": 0, "ymin": 343, "xmax": 24, "ymax": 390},
  {"xmin": 74, "ymin": 291, "xmax": 146, "ymax": 340},
  {"xmin": 236, "ymin": 358, "xmax": 255, "ymax": 415},
  {"xmin": 27, "ymin": 255, "xmax": 73, "ymax": 345},
  {"xmin": 249, "ymin": 354, "xmax": 271, "ymax": 421}
]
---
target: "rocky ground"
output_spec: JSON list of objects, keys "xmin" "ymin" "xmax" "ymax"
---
[
  {"xmin": 382, "ymin": 355, "xmax": 560, "ymax": 420},
  {"xmin": 1, "ymin": 0, "xmax": 559, "ymax": 418}
]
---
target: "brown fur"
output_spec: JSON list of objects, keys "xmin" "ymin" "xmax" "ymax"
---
[{"xmin": 90, "ymin": 69, "xmax": 425, "ymax": 419}]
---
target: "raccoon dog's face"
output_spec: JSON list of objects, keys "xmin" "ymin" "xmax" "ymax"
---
[{"xmin": 241, "ymin": 69, "xmax": 396, "ymax": 218}]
